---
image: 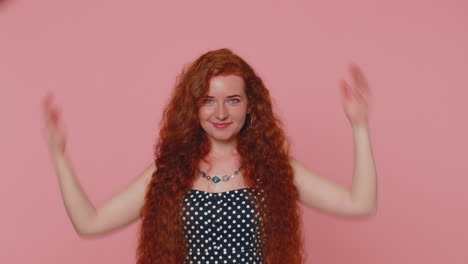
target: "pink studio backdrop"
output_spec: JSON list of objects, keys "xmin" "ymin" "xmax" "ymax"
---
[{"xmin": 1, "ymin": 0, "xmax": 466, "ymax": 263}]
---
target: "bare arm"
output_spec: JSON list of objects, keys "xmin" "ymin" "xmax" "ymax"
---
[
  {"xmin": 52, "ymin": 151, "xmax": 154, "ymax": 237},
  {"xmin": 51, "ymin": 150, "xmax": 97, "ymax": 235},
  {"xmin": 290, "ymin": 127, "xmax": 378, "ymax": 218},
  {"xmin": 291, "ymin": 157, "xmax": 357, "ymax": 217},
  {"xmin": 43, "ymin": 93, "xmax": 155, "ymax": 237},
  {"xmin": 83, "ymin": 162, "xmax": 155, "ymax": 237},
  {"xmin": 292, "ymin": 64, "xmax": 378, "ymax": 218}
]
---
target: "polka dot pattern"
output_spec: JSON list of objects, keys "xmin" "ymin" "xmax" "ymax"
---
[{"xmin": 182, "ymin": 187, "xmax": 265, "ymax": 264}]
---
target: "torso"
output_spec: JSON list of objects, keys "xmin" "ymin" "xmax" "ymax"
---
[
  {"xmin": 182, "ymin": 187, "xmax": 265, "ymax": 264},
  {"xmin": 183, "ymin": 153, "xmax": 265, "ymax": 263}
]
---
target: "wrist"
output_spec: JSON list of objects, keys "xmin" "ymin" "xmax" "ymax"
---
[
  {"xmin": 351, "ymin": 123, "xmax": 370, "ymax": 132},
  {"xmin": 49, "ymin": 144, "xmax": 66, "ymax": 157}
]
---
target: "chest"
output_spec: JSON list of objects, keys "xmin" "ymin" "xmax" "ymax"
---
[{"xmin": 181, "ymin": 188, "xmax": 264, "ymax": 257}]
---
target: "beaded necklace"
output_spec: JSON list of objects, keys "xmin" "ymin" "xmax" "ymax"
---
[{"xmin": 198, "ymin": 167, "xmax": 241, "ymax": 183}]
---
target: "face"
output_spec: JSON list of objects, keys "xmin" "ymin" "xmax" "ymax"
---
[{"xmin": 198, "ymin": 74, "xmax": 248, "ymax": 144}]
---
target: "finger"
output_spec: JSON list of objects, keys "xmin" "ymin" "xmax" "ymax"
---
[
  {"xmin": 51, "ymin": 107, "xmax": 61, "ymax": 124},
  {"xmin": 43, "ymin": 94, "xmax": 56, "ymax": 123},
  {"xmin": 354, "ymin": 88, "xmax": 366, "ymax": 102},
  {"xmin": 43, "ymin": 92, "xmax": 54, "ymax": 110},
  {"xmin": 350, "ymin": 63, "xmax": 370, "ymax": 93},
  {"xmin": 350, "ymin": 68, "xmax": 371, "ymax": 103}
]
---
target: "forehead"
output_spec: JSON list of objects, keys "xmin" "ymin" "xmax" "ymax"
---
[{"xmin": 207, "ymin": 75, "xmax": 246, "ymax": 96}]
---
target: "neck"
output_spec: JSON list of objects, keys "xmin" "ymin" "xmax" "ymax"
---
[
  {"xmin": 208, "ymin": 138, "xmax": 238, "ymax": 158},
  {"xmin": 208, "ymin": 136, "xmax": 237, "ymax": 157},
  {"xmin": 200, "ymin": 139, "xmax": 241, "ymax": 173}
]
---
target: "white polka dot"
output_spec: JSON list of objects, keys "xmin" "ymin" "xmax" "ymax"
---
[{"xmin": 183, "ymin": 188, "xmax": 264, "ymax": 263}]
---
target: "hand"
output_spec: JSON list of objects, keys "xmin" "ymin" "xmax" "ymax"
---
[
  {"xmin": 339, "ymin": 63, "xmax": 371, "ymax": 128},
  {"xmin": 42, "ymin": 92, "xmax": 67, "ymax": 154}
]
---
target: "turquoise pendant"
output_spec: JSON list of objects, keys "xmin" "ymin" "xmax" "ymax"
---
[
  {"xmin": 212, "ymin": 176, "xmax": 221, "ymax": 183},
  {"xmin": 198, "ymin": 167, "xmax": 241, "ymax": 184}
]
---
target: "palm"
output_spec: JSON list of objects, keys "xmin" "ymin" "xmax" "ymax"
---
[{"xmin": 340, "ymin": 63, "xmax": 371, "ymax": 127}]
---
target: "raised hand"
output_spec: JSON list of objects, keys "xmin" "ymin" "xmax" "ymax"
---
[
  {"xmin": 43, "ymin": 92, "xmax": 67, "ymax": 154},
  {"xmin": 339, "ymin": 63, "xmax": 372, "ymax": 128}
]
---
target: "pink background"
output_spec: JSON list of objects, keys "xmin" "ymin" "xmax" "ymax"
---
[{"xmin": 1, "ymin": 0, "xmax": 467, "ymax": 263}]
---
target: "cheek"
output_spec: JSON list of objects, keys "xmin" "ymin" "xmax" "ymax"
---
[
  {"xmin": 198, "ymin": 108, "xmax": 211, "ymax": 120},
  {"xmin": 235, "ymin": 105, "xmax": 248, "ymax": 119}
]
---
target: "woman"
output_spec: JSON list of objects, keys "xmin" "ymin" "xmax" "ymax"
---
[{"xmin": 43, "ymin": 48, "xmax": 378, "ymax": 264}]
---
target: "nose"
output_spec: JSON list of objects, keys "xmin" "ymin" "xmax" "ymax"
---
[{"xmin": 215, "ymin": 103, "xmax": 228, "ymax": 120}]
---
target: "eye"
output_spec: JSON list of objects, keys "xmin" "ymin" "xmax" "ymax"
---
[
  {"xmin": 228, "ymin": 98, "xmax": 240, "ymax": 103},
  {"xmin": 203, "ymin": 98, "xmax": 215, "ymax": 104}
]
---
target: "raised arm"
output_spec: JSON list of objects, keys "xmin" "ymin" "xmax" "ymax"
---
[
  {"xmin": 291, "ymin": 64, "xmax": 378, "ymax": 218},
  {"xmin": 43, "ymin": 93, "xmax": 155, "ymax": 237},
  {"xmin": 84, "ymin": 162, "xmax": 154, "ymax": 237},
  {"xmin": 290, "ymin": 157, "xmax": 357, "ymax": 217}
]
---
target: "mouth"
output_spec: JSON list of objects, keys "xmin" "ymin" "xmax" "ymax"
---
[{"xmin": 212, "ymin": 122, "xmax": 232, "ymax": 128}]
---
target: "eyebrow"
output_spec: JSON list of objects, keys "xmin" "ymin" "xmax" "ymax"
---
[{"xmin": 202, "ymin": 95, "xmax": 242, "ymax": 98}]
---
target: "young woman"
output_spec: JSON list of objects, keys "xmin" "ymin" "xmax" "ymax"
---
[{"xmin": 43, "ymin": 48, "xmax": 377, "ymax": 264}]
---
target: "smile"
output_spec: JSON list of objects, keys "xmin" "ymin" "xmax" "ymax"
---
[{"xmin": 212, "ymin": 122, "xmax": 232, "ymax": 128}]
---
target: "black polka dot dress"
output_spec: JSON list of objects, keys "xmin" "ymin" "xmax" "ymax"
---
[{"xmin": 182, "ymin": 187, "xmax": 265, "ymax": 264}]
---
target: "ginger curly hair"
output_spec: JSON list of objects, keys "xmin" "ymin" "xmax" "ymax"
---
[{"xmin": 136, "ymin": 48, "xmax": 304, "ymax": 264}]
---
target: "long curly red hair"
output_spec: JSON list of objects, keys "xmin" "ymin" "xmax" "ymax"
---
[{"xmin": 136, "ymin": 48, "xmax": 304, "ymax": 264}]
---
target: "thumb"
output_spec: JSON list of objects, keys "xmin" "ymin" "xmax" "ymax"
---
[{"xmin": 340, "ymin": 80, "xmax": 352, "ymax": 101}]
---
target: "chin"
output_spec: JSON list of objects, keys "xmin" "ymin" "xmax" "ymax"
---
[
  {"xmin": 206, "ymin": 132, "xmax": 238, "ymax": 143},
  {"xmin": 211, "ymin": 135, "xmax": 237, "ymax": 143}
]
